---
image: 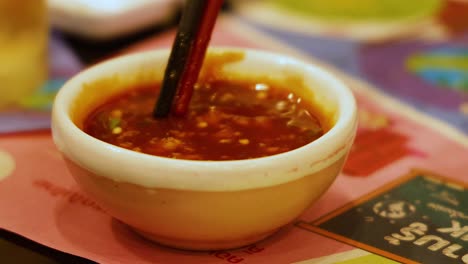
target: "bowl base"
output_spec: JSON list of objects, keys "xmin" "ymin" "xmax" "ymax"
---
[{"xmin": 132, "ymin": 228, "xmax": 278, "ymax": 251}]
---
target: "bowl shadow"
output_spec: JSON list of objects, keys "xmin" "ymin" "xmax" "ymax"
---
[
  {"xmin": 54, "ymin": 195, "xmax": 222, "ymax": 263},
  {"xmin": 53, "ymin": 181, "xmax": 353, "ymax": 263}
]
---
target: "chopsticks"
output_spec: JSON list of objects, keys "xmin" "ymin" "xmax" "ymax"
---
[{"xmin": 153, "ymin": 0, "xmax": 224, "ymax": 118}]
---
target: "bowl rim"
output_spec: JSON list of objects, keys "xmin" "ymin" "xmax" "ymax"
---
[{"xmin": 52, "ymin": 46, "xmax": 357, "ymax": 191}]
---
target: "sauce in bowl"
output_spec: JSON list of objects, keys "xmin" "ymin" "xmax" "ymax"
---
[{"xmin": 83, "ymin": 79, "xmax": 326, "ymax": 160}]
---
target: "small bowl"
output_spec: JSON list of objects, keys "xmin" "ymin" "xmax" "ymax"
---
[{"xmin": 51, "ymin": 47, "xmax": 357, "ymax": 251}]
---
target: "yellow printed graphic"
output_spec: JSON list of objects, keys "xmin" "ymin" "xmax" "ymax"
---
[
  {"xmin": 0, "ymin": 150, "xmax": 15, "ymax": 181},
  {"xmin": 337, "ymin": 254, "xmax": 398, "ymax": 264},
  {"xmin": 271, "ymin": 0, "xmax": 442, "ymax": 21}
]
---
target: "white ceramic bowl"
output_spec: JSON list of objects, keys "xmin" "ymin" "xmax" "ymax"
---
[{"xmin": 51, "ymin": 47, "xmax": 357, "ymax": 250}]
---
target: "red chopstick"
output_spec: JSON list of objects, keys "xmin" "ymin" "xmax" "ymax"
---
[
  {"xmin": 172, "ymin": 0, "xmax": 224, "ymax": 116},
  {"xmin": 153, "ymin": 0, "xmax": 223, "ymax": 118}
]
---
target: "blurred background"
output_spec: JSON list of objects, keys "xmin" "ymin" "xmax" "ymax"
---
[{"xmin": 0, "ymin": 0, "xmax": 467, "ymax": 131}]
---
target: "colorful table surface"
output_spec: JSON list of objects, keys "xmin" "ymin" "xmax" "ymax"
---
[
  {"xmin": 1, "ymin": 2, "xmax": 468, "ymax": 263},
  {"xmin": 234, "ymin": 0, "xmax": 468, "ymax": 133}
]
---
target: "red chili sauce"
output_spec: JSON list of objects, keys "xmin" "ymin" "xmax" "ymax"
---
[{"xmin": 83, "ymin": 80, "xmax": 326, "ymax": 161}]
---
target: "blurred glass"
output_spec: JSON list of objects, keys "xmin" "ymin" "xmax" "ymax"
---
[{"xmin": 0, "ymin": 1, "xmax": 48, "ymax": 109}]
